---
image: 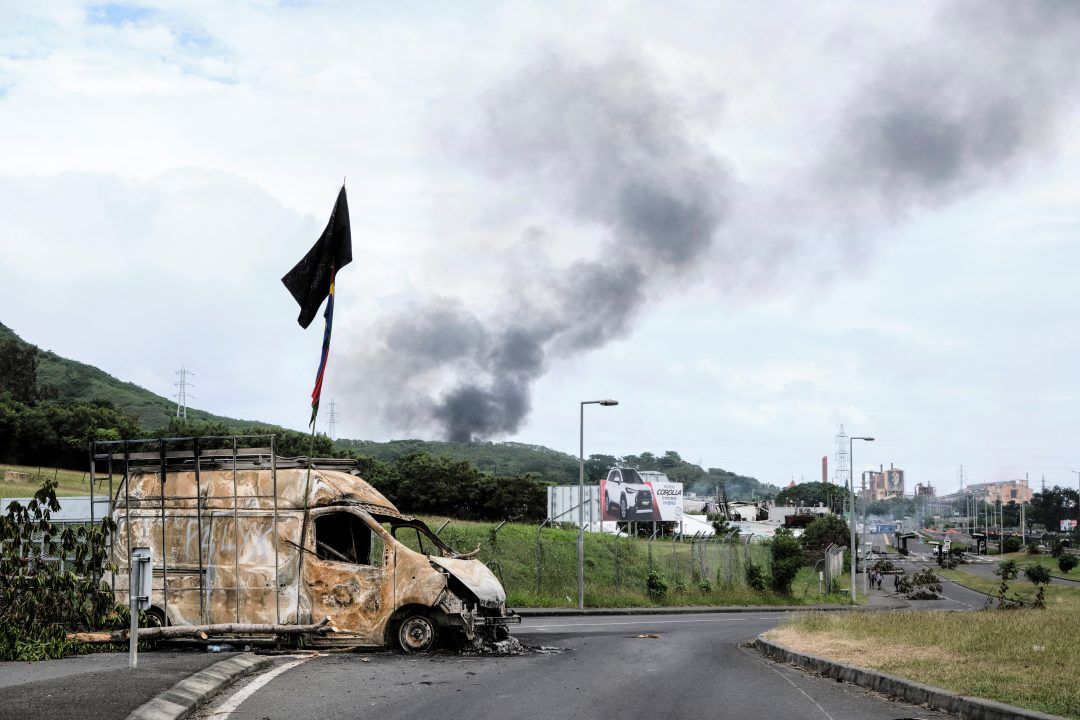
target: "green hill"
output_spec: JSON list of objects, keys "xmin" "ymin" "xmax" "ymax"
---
[
  {"xmin": 1, "ymin": 320, "xmax": 776, "ymax": 499},
  {"xmin": 0, "ymin": 321, "xmax": 248, "ymax": 429}
]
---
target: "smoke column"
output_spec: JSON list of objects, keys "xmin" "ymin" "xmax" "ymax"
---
[{"xmin": 345, "ymin": 0, "xmax": 1080, "ymax": 442}]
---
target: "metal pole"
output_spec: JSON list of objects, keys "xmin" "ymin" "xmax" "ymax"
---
[
  {"xmin": 848, "ymin": 438, "xmax": 856, "ymax": 604},
  {"xmin": 577, "ymin": 402, "xmax": 585, "ymax": 610},
  {"xmin": 129, "ymin": 557, "xmax": 139, "ymax": 668},
  {"xmin": 577, "ymin": 398, "xmax": 617, "ymax": 610},
  {"xmin": 861, "ymin": 471, "xmax": 868, "ymax": 596}
]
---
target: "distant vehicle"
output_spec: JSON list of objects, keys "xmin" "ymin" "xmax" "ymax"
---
[{"xmin": 603, "ymin": 467, "xmax": 653, "ymax": 519}]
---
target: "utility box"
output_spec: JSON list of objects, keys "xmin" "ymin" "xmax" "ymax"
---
[{"xmin": 131, "ymin": 547, "xmax": 152, "ymax": 611}]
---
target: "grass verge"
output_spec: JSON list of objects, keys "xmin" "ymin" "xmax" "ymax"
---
[
  {"xmin": 0, "ymin": 464, "xmax": 88, "ymax": 497},
  {"xmin": 421, "ymin": 515, "xmax": 850, "ymax": 608},
  {"xmin": 768, "ymin": 576, "xmax": 1080, "ymax": 718}
]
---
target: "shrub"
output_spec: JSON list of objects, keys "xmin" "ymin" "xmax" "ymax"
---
[
  {"xmin": 799, "ymin": 514, "xmax": 849, "ymax": 553},
  {"xmin": 698, "ymin": 579, "xmax": 713, "ymax": 593},
  {"xmin": 1027, "ymin": 542, "xmax": 1041, "ymax": 555},
  {"xmin": 1051, "ymin": 539, "xmax": 1071, "ymax": 558},
  {"xmin": 744, "ymin": 562, "xmax": 767, "ymax": 591},
  {"xmin": 673, "ymin": 576, "xmax": 688, "ymax": 594},
  {"xmin": 769, "ymin": 529, "xmax": 803, "ymax": 595},
  {"xmin": 0, "ymin": 479, "xmax": 126, "ymax": 660},
  {"xmin": 1024, "ymin": 564, "xmax": 1051, "ymax": 609},
  {"xmin": 646, "ymin": 571, "xmax": 669, "ymax": 600},
  {"xmin": 1058, "ymin": 554, "xmax": 1078, "ymax": 574},
  {"xmin": 1001, "ymin": 536, "xmax": 1022, "ymax": 553}
]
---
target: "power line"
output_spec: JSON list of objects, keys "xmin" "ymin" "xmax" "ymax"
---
[{"xmin": 174, "ymin": 366, "xmax": 194, "ymax": 420}]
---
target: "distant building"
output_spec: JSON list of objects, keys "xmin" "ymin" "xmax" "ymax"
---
[
  {"xmin": 962, "ymin": 478, "xmax": 1033, "ymax": 504},
  {"xmin": 863, "ymin": 464, "xmax": 904, "ymax": 501},
  {"xmin": 914, "ymin": 483, "xmax": 935, "ymax": 497}
]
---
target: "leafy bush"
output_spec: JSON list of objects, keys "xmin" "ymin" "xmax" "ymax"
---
[
  {"xmin": 1024, "ymin": 564, "xmax": 1052, "ymax": 609},
  {"xmin": 673, "ymin": 576, "xmax": 688, "ymax": 593},
  {"xmin": 0, "ymin": 479, "xmax": 126, "ymax": 660},
  {"xmin": 799, "ymin": 514, "xmax": 849, "ymax": 553},
  {"xmin": 698, "ymin": 579, "xmax": 713, "ymax": 593},
  {"xmin": 1051, "ymin": 539, "xmax": 1071, "ymax": 558},
  {"xmin": 646, "ymin": 571, "xmax": 669, "ymax": 600},
  {"xmin": 1058, "ymin": 554, "xmax": 1078, "ymax": 574},
  {"xmin": 769, "ymin": 529, "xmax": 802, "ymax": 595},
  {"xmin": 1027, "ymin": 542, "xmax": 1041, "ymax": 555},
  {"xmin": 1001, "ymin": 536, "xmax": 1022, "ymax": 553},
  {"xmin": 744, "ymin": 561, "xmax": 767, "ymax": 591}
]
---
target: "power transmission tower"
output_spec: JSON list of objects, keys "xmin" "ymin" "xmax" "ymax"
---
[
  {"xmin": 174, "ymin": 366, "xmax": 194, "ymax": 420},
  {"xmin": 327, "ymin": 398, "xmax": 338, "ymax": 440}
]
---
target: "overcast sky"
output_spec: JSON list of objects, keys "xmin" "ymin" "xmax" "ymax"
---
[{"xmin": 2, "ymin": 1, "xmax": 1079, "ymax": 494}]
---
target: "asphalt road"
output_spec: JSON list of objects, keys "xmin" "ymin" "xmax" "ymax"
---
[{"xmin": 191, "ymin": 613, "xmax": 955, "ymax": 720}]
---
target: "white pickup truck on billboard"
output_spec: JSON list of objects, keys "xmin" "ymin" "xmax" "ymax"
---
[{"xmin": 601, "ymin": 468, "xmax": 683, "ymax": 521}]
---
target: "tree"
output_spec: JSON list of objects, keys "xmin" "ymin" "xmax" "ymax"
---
[
  {"xmin": 0, "ymin": 339, "xmax": 39, "ymax": 404},
  {"xmin": 1029, "ymin": 486, "xmax": 1079, "ymax": 532},
  {"xmin": 800, "ymin": 514, "xmax": 849, "ymax": 553},
  {"xmin": 774, "ymin": 482, "xmax": 846, "ymax": 513},
  {"xmin": 769, "ymin": 528, "xmax": 802, "ymax": 595}
]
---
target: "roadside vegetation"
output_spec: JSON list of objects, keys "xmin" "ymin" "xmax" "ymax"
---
[
  {"xmin": 771, "ymin": 565, "xmax": 1080, "ymax": 718},
  {"xmin": 0, "ymin": 464, "xmax": 89, "ymax": 498},
  {"xmin": 419, "ymin": 516, "xmax": 850, "ymax": 608}
]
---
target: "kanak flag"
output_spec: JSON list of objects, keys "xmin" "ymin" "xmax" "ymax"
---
[{"xmin": 281, "ymin": 186, "xmax": 352, "ymax": 427}]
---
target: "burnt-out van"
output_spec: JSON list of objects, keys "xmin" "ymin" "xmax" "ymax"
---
[{"xmin": 93, "ymin": 437, "xmax": 518, "ymax": 652}]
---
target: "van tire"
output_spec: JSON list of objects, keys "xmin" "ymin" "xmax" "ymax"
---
[
  {"xmin": 619, "ymin": 495, "xmax": 628, "ymax": 520},
  {"xmin": 396, "ymin": 613, "xmax": 438, "ymax": 654},
  {"xmin": 145, "ymin": 607, "xmax": 166, "ymax": 627}
]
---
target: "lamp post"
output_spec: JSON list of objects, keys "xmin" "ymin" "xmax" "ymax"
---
[
  {"xmin": 1072, "ymin": 471, "xmax": 1080, "ymax": 533},
  {"xmin": 579, "ymin": 399, "xmax": 618, "ymax": 610},
  {"xmin": 848, "ymin": 436, "xmax": 874, "ymax": 604}
]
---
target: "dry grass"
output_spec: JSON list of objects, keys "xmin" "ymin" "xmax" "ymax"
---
[
  {"xmin": 0, "ymin": 464, "xmax": 89, "ymax": 498},
  {"xmin": 769, "ymin": 587, "xmax": 1080, "ymax": 719}
]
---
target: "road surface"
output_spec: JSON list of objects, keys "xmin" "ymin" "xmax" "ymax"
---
[{"xmin": 192, "ymin": 613, "xmax": 955, "ymax": 720}]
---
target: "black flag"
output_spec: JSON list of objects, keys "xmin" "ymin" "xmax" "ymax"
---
[{"xmin": 282, "ymin": 186, "xmax": 353, "ymax": 328}]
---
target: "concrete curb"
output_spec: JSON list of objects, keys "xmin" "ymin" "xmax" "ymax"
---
[
  {"xmin": 514, "ymin": 603, "xmax": 904, "ymax": 617},
  {"xmin": 124, "ymin": 653, "xmax": 270, "ymax": 720},
  {"xmin": 754, "ymin": 635, "xmax": 1068, "ymax": 720}
]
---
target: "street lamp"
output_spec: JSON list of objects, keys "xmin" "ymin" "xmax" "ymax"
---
[
  {"xmin": 849, "ymin": 435, "xmax": 874, "ymax": 604},
  {"xmin": 1072, "ymin": 471, "xmax": 1080, "ymax": 534},
  {"xmin": 579, "ymin": 399, "xmax": 618, "ymax": 610}
]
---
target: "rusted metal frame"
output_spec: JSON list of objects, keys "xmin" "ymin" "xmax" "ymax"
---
[
  {"xmin": 295, "ymin": 444, "xmax": 316, "ymax": 625},
  {"xmin": 88, "ymin": 441, "xmax": 97, "ymax": 585},
  {"xmin": 123, "ymin": 440, "xmax": 131, "ymax": 606},
  {"xmin": 194, "ymin": 436, "xmax": 205, "ymax": 623},
  {"xmin": 108, "ymin": 448, "xmax": 115, "ymax": 592},
  {"xmin": 159, "ymin": 440, "xmax": 168, "ymax": 622},
  {"xmin": 232, "ymin": 437, "xmax": 240, "ymax": 623},
  {"xmin": 434, "ymin": 519, "xmax": 451, "ymax": 536},
  {"xmin": 271, "ymin": 435, "xmax": 280, "ymax": 625}
]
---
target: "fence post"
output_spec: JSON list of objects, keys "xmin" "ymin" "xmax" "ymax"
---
[{"xmin": 535, "ymin": 519, "xmax": 551, "ymax": 596}]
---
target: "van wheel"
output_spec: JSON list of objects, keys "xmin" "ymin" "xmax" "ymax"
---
[
  {"xmin": 397, "ymin": 613, "xmax": 437, "ymax": 654},
  {"xmin": 145, "ymin": 607, "xmax": 166, "ymax": 627},
  {"xmin": 619, "ymin": 495, "xmax": 628, "ymax": 520}
]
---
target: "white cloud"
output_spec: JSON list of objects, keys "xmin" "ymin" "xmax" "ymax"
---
[{"xmin": 1, "ymin": 1, "xmax": 1079, "ymax": 494}]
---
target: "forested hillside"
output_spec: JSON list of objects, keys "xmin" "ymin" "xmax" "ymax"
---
[
  {"xmin": 0, "ymin": 322, "xmax": 247, "ymax": 429},
  {"xmin": 1, "ymin": 320, "xmax": 776, "ymax": 502}
]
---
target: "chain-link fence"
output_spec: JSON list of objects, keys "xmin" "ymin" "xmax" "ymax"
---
[{"xmin": 432, "ymin": 520, "xmax": 790, "ymax": 606}]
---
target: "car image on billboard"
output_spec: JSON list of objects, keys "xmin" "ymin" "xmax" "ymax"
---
[{"xmin": 602, "ymin": 467, "xmax": 656, "ymax": 520}]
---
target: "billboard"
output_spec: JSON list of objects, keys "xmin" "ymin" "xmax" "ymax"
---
[
  {"xmin": 600, "ymin": 468, "xmax": 683, "ymax": 522},
  {"xmin": 1060, "ymin": 519, "xmax": 1078, "ymax": 532}
]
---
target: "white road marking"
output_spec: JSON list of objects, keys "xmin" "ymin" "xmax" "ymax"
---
[
  {"xmin": 738, "ymin": 643, "xmax": 838, "ymax": 720},
  {"xmin": 523, "ymin": 615, "xmax": 783, "ymax": 630},
  {"xmin": 200, "ymin": 655, "xmax": 315, "ymax": 719}
]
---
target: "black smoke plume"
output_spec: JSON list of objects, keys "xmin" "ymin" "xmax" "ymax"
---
[{"xmin": 346, "ymin": 1, "xmax": 1080, "ymax": 442}]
